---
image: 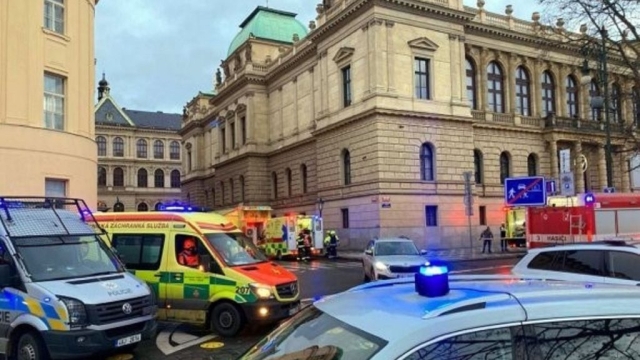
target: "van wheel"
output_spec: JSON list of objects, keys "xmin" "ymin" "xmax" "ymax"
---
[
  {"xmin": 210, "ymin": 302, "xmax": 244, "ymax": 337},
  {"xmin": 16, "ymin": 332, "xmax": 49, "ymax": 360}
]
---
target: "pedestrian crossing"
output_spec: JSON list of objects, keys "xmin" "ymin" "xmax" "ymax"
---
[{"xmin": 275, "ymin": 260, "xmax": 362, "ymax": 273}]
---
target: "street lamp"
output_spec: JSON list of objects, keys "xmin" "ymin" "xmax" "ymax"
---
[
  {"xmin": 316, "ymin": 197, "xmax": 324, "ymax": 218},
  {"xmin": 580, "ymin": 25, "xmax": 613, "ymax": 189}
]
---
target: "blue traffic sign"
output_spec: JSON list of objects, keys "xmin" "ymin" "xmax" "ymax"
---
[{"xmin": 504, "ymin": 176, "xmax": 546, "ymax": 206}]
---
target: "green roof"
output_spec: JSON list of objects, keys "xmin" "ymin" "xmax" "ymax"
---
[{"xmin": 227, "ymin": 6, "xmax": 309, "ymax": 57}]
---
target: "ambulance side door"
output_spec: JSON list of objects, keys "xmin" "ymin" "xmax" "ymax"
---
[
  {"xmin": 286, "ymin": 218, "xmax": 297, "ymax": 251},
  {"xmin": 313, "ymin": 217, "xmax": 324, "ymax": 249}
]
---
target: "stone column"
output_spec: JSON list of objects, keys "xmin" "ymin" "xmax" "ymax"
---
[
  {"xmin": 459, "ymin": 37, "xmax": 468, "ymax": 103},
  {"xmin": 449, "ymin": 34, "xmax": 461, "ymax": 103},
  {"xmin": 323, "ymin": 51, "xmax": 329, "ymax": 113},
  {"xmin": 293, "ymin": 77, "xmax": 299, "ymax": 133},
  {"xmin": 598, "ymin": 145, "xmax": 607, "ymax": 191},
  {"xmin": 533, "ymin": 59, "xmax": 543, "ymax": 117},
  {"xmin": 279, "ymin": 87, "xmax": 284, "ymax": 139},
  {"xmin": 368, "ymin": 19, "xmax": 384, "ymax": 93},
  {"xmin": 479, "ymin": 48, "xmax": 488, "ymax": 111},
  {"xmin": 385, "ymin": 20, "xmax": 395, "ymax": 93},
  {"xmin": 508, "ymin": 53, "xmax": 517, "ymax": 114},
  {"xmin": 361, "ymin": 23, "xmax": 370, "ymax": 94},
  {"xmin": 550, "ymin": 139, "xmax": 559, "ymax": 180},
  {"xmin": 573, "ymin": 141, "xmax": 585, "ymax": 193},
  {"xmin": 557, "ymin": 65, "xmax": 567, "ymax": 117},
  {"xmin": 309, "ymin": 68, "xmax": 316, "ymax": 121},
  {"xmin": 246, "ymin": 93, "xmax": 255, "ymax": 143}
]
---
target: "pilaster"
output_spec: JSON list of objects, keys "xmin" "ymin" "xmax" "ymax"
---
[
  {"xmin": 549, "ymin": 139, "xmax": 558, "ymax": 180},
  {"xmin": 573, "ymin": 141, "xmax": 584, "ymax": 193},
  {"xmin": 598, "ymin": 145, "xmax": 607, "ymax": 191}
]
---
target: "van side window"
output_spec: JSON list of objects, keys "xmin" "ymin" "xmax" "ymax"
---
[
  {"xmin": 606, "ymin": 251, "xmax": 640, "ymax": 281},
  {"xmin": 111, "ymin": 234, "xmax": 164, "ymax": 271},
  {"xmin": 525, "ymin": 318, "xmax": 640, "ymax": 359},
  {"xmin": 562, "ymin": 250, "xmax": 603, "ymax": 276},
  {"xmin": 404, "ymin": 326, "xmax": 524, "ymax": 360}
]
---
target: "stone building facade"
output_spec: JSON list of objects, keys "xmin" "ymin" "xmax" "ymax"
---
[
  {"xmin": 95, "ymin": 77, "xmax": 183, "ymax": 212},
  {"xmin": 181, "ymin": 1, "xmax": 639, "ymax": 250}
]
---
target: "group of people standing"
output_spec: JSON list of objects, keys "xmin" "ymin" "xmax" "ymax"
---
[
  {"xmin": 479, "ymin": 223, "xmax": 510, "ymax": 253},
  {"xmin": 296, "ymin": 229, "xmax": 340, "ymax": 261}
]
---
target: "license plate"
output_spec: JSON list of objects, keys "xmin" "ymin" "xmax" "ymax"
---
[
  {"xmin": 289, "ymin": 305, "xmax": 300, "ymax": 316},
  {"xmin": 115, "ymin": 334, "xmax": 141, "ymax": 347}
]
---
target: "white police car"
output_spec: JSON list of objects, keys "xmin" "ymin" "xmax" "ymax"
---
[{"xmin": 238, "ymin": 261, "xmax": 640, "ymax": 359}]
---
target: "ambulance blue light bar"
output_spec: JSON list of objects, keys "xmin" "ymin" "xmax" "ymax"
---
[
  {"xmin": 415, "ymin": 261, "xmax": 450, "ymax": 298},
  {"xmin": 161, "ymin": 205, "xmax": 193, "ymax": 211}
]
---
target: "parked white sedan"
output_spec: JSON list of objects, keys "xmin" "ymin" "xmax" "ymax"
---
[{"xmin": 362, "ymin": 237, "xmax": 428, "ymax": 282}]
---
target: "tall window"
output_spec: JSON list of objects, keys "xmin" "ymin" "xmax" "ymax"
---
[
  {"xmin": 220, "ymin": 182, "xmax": 225, "ymax": 205},
  {"xmin": 239, "ymin": 176, "xmax": 245, "ymax": 202},
  {"xmin": 96, "ymin": 136, "xmax": 107, "ymax": 156},
  {"xmin": 500, "ymin": 152, "xmax": 511, "ymax": 184},
  {"xmin": 541, "ymin": 71, "xmax": 556, "ymax": 117},
  {"xmin": 420, "ymin": 143, "xmax": 434, "ymax": 181},
  {"xmin": 137, "ymin": 169, "xmax": 148, "ymax": 188},
  {"xmin": 425, "ymin": 206, "xmax": 438, "ymax": 227},
  {"xmin": 112, "ymin": 137, "xmax": 124, "ymax": 157},
  {"xmin": 271, "ymin": 172, "xmax": 278, "ymax": 199},
  {"xmin": 230, "ymin": 179, "xmax": 235, "ymax": 203},
  {"xmin": 136, "ymin": 139, "xmax": 148, "ymax": 158},
  {"xmin": 154, "ymin": 140, "xmax": 164, "ymax": 159},
  {"xmin": 342, "ymin": 66, "xmax": 352, "ymax": 107},
  {"xmin": 341, "ymin": 208, "xmax": 350, "ymax": 229},
  {"xmin": 342, "ymin": 149, "xmax": 351, "ymax": 185},
  {"xmin": 170, "ymin": 141, "xmax": 180, "ymax": 160},
  {"xmin": 633, "ymin": 87, "xmax": 640, "ymax": 126},
  {"xmin": 414, "ymin": 57, "xmax": 431, "ymax": 99},
  {"xmin": 566, "ymin": 76, "xmax": 579, "ymax": 118},
  {"xmin": 137, "ymin": 203, "xmax": 148, "ymax": 212},
  {"xmin": 473, "ymin": 149, "xmax": 483, "ymax": 184},
  {"xmin": 154, "ymin": 169, "xmax": 165, "ymax": 188},
  {"xmin": 466, "ymin": 58, "xmax": 477, "ymax": 109},
  {"xmin": 515, "ymin": 66, "xmax": 531, "ymax": 116},
  {"xmin": 589, "ymin": 80, "xmax": 600, "ymax": 121},
  {"xmin": 113, "ymin": 167, "xmax": 124, "ymax": 187},
  {"xmin": 98, "ymin": 167, "xmax": 107, "ymax": 186},
  {"xmin": 221, "ymin": 127, "xmax": 227, "ymax": 153},
  {"xmin": 611, "ymin": 83, "xmax": 622, "ymax": 122},
  {"xmin": 170, "ymin": 170, "xmax": 180, "ymax": 188},
  {"xmin": 44, "ymin": 73, "xmax": 65, "ymax": 130},
  {"xmin": 44, "ymin": 0, "xmax": 64, "ymax": 34},
  {"xmin": 240, "ymin": 116, "xmax": 247, "ymax": 145},
  {"xmin": 527, "ymin": 153, "xmax": 538, "ymax": 176},
  {"xmin": 487, "ymin": 62, "xmax": 504, "ymax": 113},
  {"xmin": 300, "ymin": 164, "xmax": 308, "ymax": 194},
  {"xmin": 286, "ymin": 168, "xmax": 292, "ymax": 197},
  {"xmin": 230, "ymin": 122, "xmax": 236, "ymax": 149}
]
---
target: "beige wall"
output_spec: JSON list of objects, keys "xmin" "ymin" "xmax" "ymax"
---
[{"xmin": 0, "ymin": 0, "xmax": 97, "ymax": 206}]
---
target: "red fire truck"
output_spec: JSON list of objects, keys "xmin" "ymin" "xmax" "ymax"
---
[{"xmin": 525, "ymin": 192, "xmax": 640, "ymax": 248}]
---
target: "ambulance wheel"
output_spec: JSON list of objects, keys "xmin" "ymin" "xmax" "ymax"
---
[
  {"xmin": 15, "ymin": 331, "xmax": 49, "ymax": 360},
  {"xmin": 210, "ymin": 302, "xmax": 244, "ymax": 337},
  {"xmin": 276, "ymin": 251, "xmax": 283, "ymax": 260}
]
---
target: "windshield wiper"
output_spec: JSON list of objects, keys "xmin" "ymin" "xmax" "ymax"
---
[{"xmin": 89, "ymin": 271, "xmax": 120, "ymax": 277}]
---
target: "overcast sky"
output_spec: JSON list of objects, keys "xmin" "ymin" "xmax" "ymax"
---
[{"xmin": 95, "ymin": 0, "xmax": 538, "ymax": 114}]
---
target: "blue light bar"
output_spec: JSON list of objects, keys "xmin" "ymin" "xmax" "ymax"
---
[
  {"xmin": 415, "ymin": 261, "xmax": 450, "ymax": 298},
  {"xmin": 419, "ymin": 264, "xmax": 448, "ymax": 276}
]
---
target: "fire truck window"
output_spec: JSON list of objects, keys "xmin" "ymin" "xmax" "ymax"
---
[
  {"xmin": 561, "ymin": 250, "xmax": 604, "ymax": 276},
  {"xmin": 527, "ymin": 251, "xmax": 564, "ymax": 272},
  {"xmin": 607, "ymin": 251, "xmax": 640, "ymax": 281}
]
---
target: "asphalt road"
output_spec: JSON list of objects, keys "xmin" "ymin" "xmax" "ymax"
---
[{"xmin": 99, "ymin": 256, "xmax": 518, "ymax": 360}]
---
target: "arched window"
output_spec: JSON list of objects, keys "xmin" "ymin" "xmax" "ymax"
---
[
  {"xmin": 239, "ymin": 176, "xmax": 245, "ymax": 202},
  {"xmin": 137, "ymin": 203, "xmax": 148, "ymax": 212},
  {"xmin": 271, "ymin": 172, "xmax": 278, "ymax": 199},
  {"xmin": 541, "ymin": 71, "xmax": 556, "ymax": 117},
  {"xmin": 170, "ymin": 170, "xmax": 181, "ymax": 188},
  {"xmin": 96, "ymin": 136, "xmax": 107, "ymax": 156},
  {"xmin": 230, "ymin": 179, "xmax": 235, "ymax": 203},
  {"xmin": 300, "ymin": 164, "xmax": 308, "ymax": 194},
  {"xmin": 515, "ymin": 66, "xmax": 531, "ymax": 116},
  {"xmin": 342, "ymin": 150, "xmax": 351, "ymax": 185},
  {"xmin": 487, "ymin": 61, "xmax": 504, "ymax": 113},
  {"xmin": 527, "ymin": 154, "xmax": 538, "ymax": 176},
  {"xmin": 170, "ymin": 141, "xmax": 180, "ymax": 160},
  {"xmin": 113, "ymin": 167, "xmax": 124, "ymax": 187},
  {"xmin": 98, "ymin": 166, "xmax": 107, "ymax": 186},
  {"xmin": 566, "ymin": 76, "xmax": 579, "ymax": 118},
  {"xmin": 136, "ymin": 139, "xmax": 148, "ymax": 158},
  {"xmin": 420, "ymin": 143, "xmax": 435, "ymax": 181},
  {"xmin": 154, "ymin": 169, "xmax": 165, "ymax": 188},
  {"xmin": 589, "ymin": 80, "xmax": 600, "ymax": 121},
  {"xmin": 137, "ymin": 168, "xmax": 148, "ymax": 188},
  {"xmin": 473, "ymin": 149, "xmax": 483, "ymax": 184},
  {"xmin": 611, "ymin": 83, "xmax": 622, "ymax": 122},
  {"xmin": 500, "ymin": 152, "xmax": 511, "ymax": 185},
  {"xmin": 286, "ymin": 168, "xmax": 292, "ymax": 196},
  {"xmin": 466, "ymin": 57, "xmax": 477, "ymax": 109},
  {"xmin": 112, "ymin": 137, "xmax": 124, "ymax": 157},
  {"xmin": 113, "ymin": 202, "xmax": 124, "ymax": 212},
  {"xmin": 154, "ymin": 140, "xmax": 164, "ymax": 159}
]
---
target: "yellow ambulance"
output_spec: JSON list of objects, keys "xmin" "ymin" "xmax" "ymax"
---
[
  {"xmin": 262, "ymin": 214, "xmax": 324, "ymax": 259},
  {"xmin": 92, "ymin": 209, "xmax": 300, "ymax": 337}
]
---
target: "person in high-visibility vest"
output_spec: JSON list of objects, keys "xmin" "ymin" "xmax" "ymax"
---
[{"xmin": 323, "ymin": 230, "xmax": 339, "ymax": 259}]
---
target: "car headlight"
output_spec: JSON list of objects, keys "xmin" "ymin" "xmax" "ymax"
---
[
  {"xmin": 58, "ymin": 296, "xmax": 87, "ymax": 328},
  {"xmin": 374, "ymin": 261, "xmax": 388, "ymax": 271},
  {"xmin": 249, "ymin": 283, "xmax": 273, "ymax": 299}
]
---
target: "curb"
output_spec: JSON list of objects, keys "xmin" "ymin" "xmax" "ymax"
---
[{"xmin": 337, "ymin": 253, "xmax": 524, "ymax": 263}]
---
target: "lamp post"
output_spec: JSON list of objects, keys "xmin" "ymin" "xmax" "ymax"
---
[
  {"xmin": 580, "ymin": 25, "xmax": 613, "ymax": 188},
  {"xmin": 316, "ymin": 197, "xmax": 324, "ymax": 218}
]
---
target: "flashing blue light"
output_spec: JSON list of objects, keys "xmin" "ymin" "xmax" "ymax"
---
[
  {"xmin": 161, "ymin": 205, "xmax": 193, "ymax": 211},
  {"xmin": 415, "ymin": 261, "xmax": 450, "ymax": 298},
  {"xmin": 43, "ymin": 297, "xmax": 51, "ymax": 303},
  {"xmin": 584, "ymin": 192, "xmax": 596, "ymax": 206}
]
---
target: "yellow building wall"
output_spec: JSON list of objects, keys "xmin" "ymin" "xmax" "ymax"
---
[{"xmin": 0, "ymin": 0, "xmax": 97, "ymax": 207}]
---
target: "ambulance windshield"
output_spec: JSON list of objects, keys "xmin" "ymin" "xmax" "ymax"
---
[
  {"xmin": 12, "ymin": 235, "xmax": 124, "ymax": 282},
  {"xmin": 205, "ymin": 233, "xmax": 268, "ymax": 266}
]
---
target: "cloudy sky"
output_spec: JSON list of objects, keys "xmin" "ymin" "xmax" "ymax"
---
[{"xmin": 95, "ymin": 0, "xmax": 539, "ymax": 114}]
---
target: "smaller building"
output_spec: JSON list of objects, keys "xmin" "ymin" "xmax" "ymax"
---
[{"xmin": 95, "ymin": 76, "xmax": 183, "ymax": 212}]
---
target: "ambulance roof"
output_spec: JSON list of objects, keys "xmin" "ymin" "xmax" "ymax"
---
[
  {"xmin": 313, "ymin": 276, "xmax": 640, "ymax": 348},
  {"xmin": 93, "ymin": 211, "xmax": 239, "ymax": 233}
]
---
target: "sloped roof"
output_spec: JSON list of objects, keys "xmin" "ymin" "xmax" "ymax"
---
[
  {"xmin": 94, "ymin": 96, "xmax": 181, "ymax": 131},
  {"xmin": 227, "ymin": 6, "xmax": 308, "ymax": 56}
]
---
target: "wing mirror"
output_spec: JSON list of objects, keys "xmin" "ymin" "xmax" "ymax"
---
[
  {"xmin": 420, "ymin": 249, "xmax": 428, "ymax": 255},
  {"xmin": 199, "ymin": 254, "xmax": 223, "ymax": 274},
  {"xmin": 364, "ymin": 249, "xmax": 373, "ymax": 256},
  {"xmin": 0, "ymin": 264, "xmax": 18, "ymax": 288}
]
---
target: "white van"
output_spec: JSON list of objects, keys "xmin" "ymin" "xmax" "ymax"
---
[{"xmin": 0, "ymin": 197, "xmax": 157, "ymax": 360}]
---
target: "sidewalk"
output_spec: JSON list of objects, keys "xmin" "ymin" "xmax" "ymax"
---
[{"xmin": 338, "ymin": 247, "xmax": 527, "ymax": 262}]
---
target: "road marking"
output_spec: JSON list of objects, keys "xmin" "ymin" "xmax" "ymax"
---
[
  {"xmin": 155, "ymin": 323, "xmax": 218, "ymax": 355},
  {"xmin": 200, "ymin": 341, "xmax": 225, "ymax": 349}
]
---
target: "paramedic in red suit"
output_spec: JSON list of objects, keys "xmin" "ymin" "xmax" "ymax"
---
[{"xmin": 178, "ymin": 238, "xmax": 200, "ymax": 267}]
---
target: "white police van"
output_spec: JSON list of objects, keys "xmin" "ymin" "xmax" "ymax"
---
[
  {"xmin": 238, "ymin": 260, "xmax": 640, "ymax": 359},
  {"xmin": 0, "ymin": 197, "xmax": 157, "ymax": 360}
]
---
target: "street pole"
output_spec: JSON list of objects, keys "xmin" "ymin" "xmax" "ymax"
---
[
  {"xmin": 600, "ymin": 26, "xmax": 614, "ymax": 189},
  {"xmin": 462, "ymin": 172, "xmax": 473, "ymax": 252}
]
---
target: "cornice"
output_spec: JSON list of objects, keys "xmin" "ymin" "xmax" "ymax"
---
[
  {"xmin": 307, "ymin": 0, "xmax": 375, "ymax": 43},
  {"xmin": 377, "ymin": 0, "xmax": 476, "ymax": 22},
  {"xmin": 264, "ymin": 43, "xmax": 318, "ymax": 83},
  {"xmin": 95, "ymin": 124, "xmax": 181, "ymax": 135},
  {"xmin": 472, "ymin": 121, "xmax": 543, "ymax": 135}
]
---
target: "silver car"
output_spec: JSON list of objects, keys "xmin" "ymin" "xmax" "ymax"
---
[{"xmin": 362, "ymin": 237, "xmax": 427, "ymax": 281}]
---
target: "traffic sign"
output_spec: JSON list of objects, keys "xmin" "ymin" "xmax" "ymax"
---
[
  {"xmin": 603, "ymin": 187, "xmax": 616, "ymax": 193},
  {"xmin": 504, "ymin": 176, "xmax": 546, "ymax": 206},
  {"xmin": 546, "ymin": 180, "xmax": 557, "ymax": 195}
]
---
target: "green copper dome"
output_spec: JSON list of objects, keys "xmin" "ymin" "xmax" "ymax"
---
[{"xmin": 227, "ymin": 6, "xmax": 309, "ymax": 57}]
